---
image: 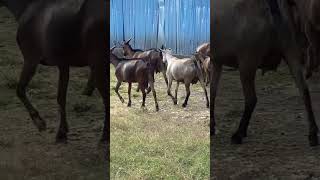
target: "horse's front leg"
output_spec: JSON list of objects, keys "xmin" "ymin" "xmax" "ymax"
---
[
  {"xmin": 182, "ymin": 83, "xmax": 191, "ymax": 107},
  {"xmin": 174, "ymin": 82, "xmax": 179, "ymax": 105},
  {"xmin": 17, "ymin": 60, "xmax": 46, "ymax": 131},
  {"xmin": 167, "ymin": 76, "xmax": 175, "ymax": 102},
  {"xmin": 56, "ymin": 66, "xmax": 70, "ymax": 143},
  {"xmin": 82, "ymin": 70, "xmax": 95, "ymax": 96}
]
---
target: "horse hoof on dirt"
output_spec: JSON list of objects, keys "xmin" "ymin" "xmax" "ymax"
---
[
  {"xmin": 56, "ymin": 132, "xmax": 68, "ymax": 144},
  {"xmin": 173, "ymin": 100, "xmax": 177, "ymax": 105},
  {"xmin": 231, "ymin": 134, "xmax": 243, "ymax": 144},
  {"xmin": 206, "ymin": 103, "xmax": 209, "ymax": 108},
  {"xmin": 155, "ymin": 105, "xmax": 159, "ymax": 111},
  {"xmin": 127, "ymin": 103, "xmax": 131, "ymax": 107},
  {"xmin": 120, "ymin": 98, "xmax": 125, "ymax": 103},
  {"xmin": 182, "ymin": 103, "xmax": 187, "ymax": 108},
  {"xmin": 32, "ymin": 117, "xmax": 47, "ymax": 132},
  {"xmin": 309, "ymin": 134, "xmax": 318, "ymax": 146}
]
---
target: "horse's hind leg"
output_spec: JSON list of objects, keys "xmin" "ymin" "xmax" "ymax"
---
[
  {"xmin": 16, "ymin": 62, "xmax": 46, "ymax": 131},
  {"xmin": 210, "ymin": 64, "xmax": 222, "ymax": 136},
  {"xmin": 115, "ymin": 81, "xmax": 124, "ymax": 103},
  {"xmin": 200, "ymin": 78, "xmax": 209, "ymax": 108},
  {"xmin": 231, "ymin": 61, "xmax": 257, "ymax": 144},
  {"xmin": 56, "ymin": 66, "xmax": 70, "ymax": 143},
  {"xmin": 82, "ymin": 70, "xmax": 95, "ymax": 96},
  {"xmin": 182, "ymin": 83, "xmax": 191, "ymax": 108},
  {"xmin": 174, "ymin": 82, "xmax": 179, "ymax": 105},
  {"xmin": 127, "ymin": 83, "xmax": 132, "ymax": 107},
  {"xmin": 285, "ymin": 52, "xmax": 319, "ymax": 146},
  {"xmin": 140, "ymin": 84, "xmax": 146, "ymax": 108},
  {"xmin": 148, "ymin": 74, "xmax": 159, "ymax": 111}
]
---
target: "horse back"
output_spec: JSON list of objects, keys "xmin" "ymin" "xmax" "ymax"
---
[{"xmin": 115, "ymin": 60, "xmax": 148, "ymax": 83}]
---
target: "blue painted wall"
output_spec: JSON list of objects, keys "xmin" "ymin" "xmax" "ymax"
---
[{"xmin": 110, "ymin": 0, "xmax": 210, "ymax": 55}]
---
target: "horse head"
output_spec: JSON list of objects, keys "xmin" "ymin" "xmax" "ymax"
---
[
  {"xmin": 159, "ymin": 48, "xmax": 172, "ymax": 64},
  {"xmin": 121, "ymin": 38, "xmax": 133, "ymax": 56}
]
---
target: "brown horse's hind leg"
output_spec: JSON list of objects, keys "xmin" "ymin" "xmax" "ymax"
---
[
  {"xmin": 140, "ymin": 84, "xmax": 146, "ymax": 108},
  {"xmin": 231, "ymin": 64, "xmax": 257, "ymax": 144},
  {"xmin": 285, "ymin": 54, "xmax": 319, "ymax": 146},
  {"xmin": 182, "ymin": 83, "xmax": 191, "ymax": 108},
  {"xmin": 16, "ymin": 62, "xmax": 46, "ymax": 131},
  {"xmin": 148, "ymin": 74, "xmax": 159, "ymax": 111},
  {"xmin": 115, "ymin": 81, "xmax": 124, "ymax": 103},
  {"xmin": 56, "ymin": 66, "xmax": 70, "ymax": 143},
  {"xmin": 127, "ymin": 83, "xmax": 132, "ymax": 107},
  {"xmin": 82, "ymin": 70, "xmax": 95, "ymax": 96}
]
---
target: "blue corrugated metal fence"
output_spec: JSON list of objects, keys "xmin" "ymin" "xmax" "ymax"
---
[{"xmin": 110, "ymin": 0, "xmax": 209, "ymax": 54}]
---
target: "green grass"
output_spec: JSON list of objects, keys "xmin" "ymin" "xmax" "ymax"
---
[{"xmin": 110, "ymin": 67, "xmax": 210, "ymax": 179}]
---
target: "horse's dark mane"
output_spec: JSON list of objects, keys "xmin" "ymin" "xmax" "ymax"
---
[{"xmin": 132, "ymin": 48, "xmax": 143, "ymax": 52}]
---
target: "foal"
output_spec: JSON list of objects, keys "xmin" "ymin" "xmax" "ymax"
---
[
  {"xmin": 161, "ymin": 49, "xmax": 209, "ymax": 108},
  {"xmin": 110, "ymin": 47, "xmax": 159, "ymax": 111}
]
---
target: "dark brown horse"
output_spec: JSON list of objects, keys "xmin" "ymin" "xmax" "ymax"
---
[
  {"xmin": 121, "ymin": 38, "xmax": 168, "ymax": 90},
  {"xmin": 110, "ymin": 46, "xmax": 159, "ymax": 111},
  {"xmin": 211, "ymin": 0, "xmax": 318, "ymax": 146},
  {"xmin": 0, "ymin": 0, "xmax": 108, "ymax": 144}
]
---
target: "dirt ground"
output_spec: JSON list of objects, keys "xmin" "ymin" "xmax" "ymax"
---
[
  {"xmin": 212, "ymin": 66, "xmax": 320, "ymax": 180},
  {"xmin": 0, "ymin": 8, "xmax": 107, "ymax": 180}
]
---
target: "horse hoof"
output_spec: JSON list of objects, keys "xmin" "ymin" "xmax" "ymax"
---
[
  {"xmin": 56, "ymin": 133, "xmax": 68, "ymax": 144},
  {"xmin": 206, "ymin": 103, "xmax": 209, "ymax": 108},
  {"xmin": 231, "ymin": 133, "xmax": 243, "ymax": 144},
  {"xmin": 309, "ymin": 134, "xmax": 318, "ymax": 146},
  {"xmin": 127, "ymin": 103, "xmax": 131, "ymax": 107},
  {"xmin": 174, "ymin": 101, "xmax": 177, "ymax": 105},
  {"xmin": 120, "ymin": 99, "xmax": 125, "ymax": 103},
  {"xmin": 156, "ymin": 105, "xmax": 159, "ymax": 111},
  {"xmin": 182, "ymin": 103, "xmax": 187, "ymax": 108}
]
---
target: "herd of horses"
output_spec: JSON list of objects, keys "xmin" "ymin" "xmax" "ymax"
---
[
  {"xmin": 2, "ymin": 0, "xmax": 320, "ymax": 153},
  {"xmin": 110, "ymin": 39, "xmax": 211, "ymax": 111}
]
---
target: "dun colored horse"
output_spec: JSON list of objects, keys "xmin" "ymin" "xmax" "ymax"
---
[
  {"xmin": 0, "ymin": 0, "xmax": 108, "ymax": 144},
  {"xmin": 161, "ymin": 48, "xmax": 209, "ymax": 108}
]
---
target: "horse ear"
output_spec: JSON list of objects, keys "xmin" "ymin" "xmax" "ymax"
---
[{"xmin": 126, "ymin": 38, "xmax": 132, "ymax": 44}]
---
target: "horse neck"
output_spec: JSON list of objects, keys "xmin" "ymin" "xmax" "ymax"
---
[
  {"xmin": 110, "ymin": 54, "xmax": 120, "ymax": 67},
  {"xmin": 2, "ymin": 0, "xmax": 32, "ymax": 20},
  {"xmin": 124, "ymin": 45, "xmax": 135, "ymax": 57},
  {"xmin": 164, "ymin": 53, "xmax": 175, "ymax": 65}
]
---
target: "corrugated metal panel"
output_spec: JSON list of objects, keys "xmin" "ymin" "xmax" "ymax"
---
[{"xmin": 110, "ymin": 0, "xmax": 209, "ymax": 55}]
